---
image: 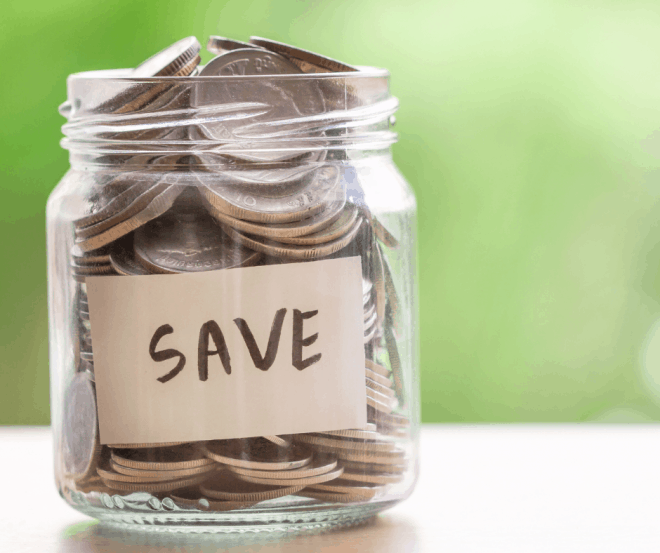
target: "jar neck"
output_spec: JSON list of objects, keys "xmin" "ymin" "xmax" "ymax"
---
[{"xmin": 61, "ymin": 70, "xmax": 398, "ymax": 170}]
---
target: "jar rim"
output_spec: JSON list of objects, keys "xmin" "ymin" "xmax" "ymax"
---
[{"xmin": 67, "ymin": 66, "xmax": 390, "ymax": 83}]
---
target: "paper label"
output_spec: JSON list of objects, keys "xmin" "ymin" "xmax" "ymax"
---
[{"xmin": 87, "ymin": 257, "xmax": 366, "ymax": 445}]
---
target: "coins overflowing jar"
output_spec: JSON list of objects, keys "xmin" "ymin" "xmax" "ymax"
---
[{"xmin": 47, "ymin": 36, "xmax": 419, "ymax": 532}]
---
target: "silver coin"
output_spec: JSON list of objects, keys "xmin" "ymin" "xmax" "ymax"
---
[
  {"xmin": 109, "ymin": 237, "xmax": 152, "ymax": 276},
  {"xmin": 193, "ymin": 49, "xmax": 325, "ymax": 162},
  {"xmin": 133, "ymin": 202, "xmax": 261, "ymax": 273},
  {"xmin": 133, "ymin": 36, "xmax": 201, "ymax": 78},
  {"xmin": 207, "ymin": 36, "xmax": 263, "ymax": 55},
  {"xmin": 249, "ymin": 37, "xmax": 358, "ymax": 74},
  {"xmin": 199, "ymin": 164, "xmax": 342, "ymax": 224},
  {"xmin": 63, "ymin": 372, "xmax": 100, "ymax": 481}
]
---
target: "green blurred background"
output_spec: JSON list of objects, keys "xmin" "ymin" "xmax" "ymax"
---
[{"xmin": 3, "ymin": 0, "xmax": 660, "ymax": 424}]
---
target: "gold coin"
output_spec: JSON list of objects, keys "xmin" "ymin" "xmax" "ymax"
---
[
  {"xmin": 232, "ymin": 464, "xmax": 344, "ymax": 487},
  {"xmin": 100, "ymin": 472, "xmax": 209, "ymax": 493},
  {"xmin": 219, "ymin": 215, "xmax": 363, "ymax": 260},
  {"xmin": 365, "ymin": 359, "xmax": 391, "ymax": 377},
  {"xmin": 228, "ymin": 454, "xmax": 338, "ymax": 480},
  {"xmin": 111, "ymin": 444, "xmax": 215, "ymax": 471},
  {"xmin": 308, "ymin": 478, "xmax": 384, "ymax": 500},
  {"xmin": 75, "ymin": 181, "xmax": 184, "ymax": 252},
  {"xmin": 109, "ymin": 459, "xmax": 217, "ymax": 479},
  {"xmin": 202, "ymin": 438, "xmax": 312, "ymax": 471},
  {"xmin": 200, "ymin": 472, "xmax": 304, "ymax": 502},
  {"xmin": 294, "ymin": 434, "xmax": 396, "ymax": 453},
  {"xmin": 171, "ymin": 487, "xmax": 257, "ymax": 512}
]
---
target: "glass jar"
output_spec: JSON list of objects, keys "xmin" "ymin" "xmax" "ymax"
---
[{"xmin": 47, "ymin": 67, "xmax": 419, "ymax": 532}]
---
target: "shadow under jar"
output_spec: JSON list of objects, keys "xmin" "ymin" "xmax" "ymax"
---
[{"xmin": 47, "ymin": 67, "xmax": 419, "ymax": 532}]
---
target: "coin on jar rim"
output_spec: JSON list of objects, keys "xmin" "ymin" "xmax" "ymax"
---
[
  {"xmin": 201, "ymin": 472, "xmax": 305, "ymax": 502},
  {"xmin": 227, "ymin": 454, "xmax": 338, "ymax": 480},
  {"xmin": 249, "ymin": 37, "xmax": 358, "ymax": 73},
  {"xmin": 205, "ymin": 194, "xmax": 345, "ymax": 241},
  {"xmin": 111, "ymin": 444, "xmax": 215, "ymax": 471},
  {"xmin": 199, "ymin": 165, "xmax": 342, "ymax": 224},
  {"xmin": 133, "ymin": 36, "xmax": 202, "ymax": 78},
  {"xmin": 207, "ymin": 36, "xmax": 263, "ymax": 55},
  {"xmin": 62, "ymin": 372, "xmax": 101, "ymax": 481},
  {"xmin": 366, "ymin": 393, "xmax": 395, "ymax": 415},
  {"xmin": 75, "ymin": 181, "xmax": 184, "ymax": 252},
  {"xmin": 232, "ymin": 464, "xmax": 344, "ymax": 487},
  {"xmin": 133, "ymin": 207, "xmax": 261, "ymax": 273},
  {"xmin": 202, "ymin": 439, "xmax": 312, "ymax": 471},
  {"xmin": 318, "ymin": 425, "xmax": 379, "ymax": 440}
]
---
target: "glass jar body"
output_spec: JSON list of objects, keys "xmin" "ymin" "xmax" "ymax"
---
[{"xmin": 48, "ymin": 70, "xmax": 418, "ymax": 532}]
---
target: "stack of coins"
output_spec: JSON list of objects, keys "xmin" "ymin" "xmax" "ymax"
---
[{"xmin": 62, "ymin": 35, "xmax": 411, "ymax": 511}]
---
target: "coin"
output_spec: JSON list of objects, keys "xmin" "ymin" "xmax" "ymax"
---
[
  {"xmin": 202, "ymin": 438, "xmax": 313, "ymax": 471},
  {"xmin": 365, "ymin": 359, "xmax": 391, "ymax": 377},
  {"xmin": 71, "ymin": 245, "xmax": 111, "ymax": 265},
  {"xmin": 133, "ymin": 202, "xmax": 261, "ymax": 273},
  {"xmin": 294, "ymin": 434, "xmax": 396, "ymax": 453},
  {"xmin": 366, "ymin": 377, "xmax": 396, "ymax": 399},
  {"xmin": 204, "ymin": 194, "xmax": 345, "ymax": 240},
  {"xmin": 232, "ymin": 464, "xmax": 344, "ymax": 487},
  {"xmin": 249, "ymin": 37, "xmax": 358, "ymax": 73},
  {"xmin": 97, "ymin": 464, "xmax": 191, "ymax": 483},
  {"xmin": 227, "ymin": 454, "xmax": 338, "ymax": 480},
  {"xmin": 372, "ymin": 216, "xmax": 399, "ymax": 249},
  {"xmin": 341, "ymin": 459, "xmax": 407, "ymax": 474},
  {"xmin": 271, "ymin": 204, "xmax": 359, "ymax": 246},
  {"xmin": 111, "ymin": 444, "xmax": 215, "ymax": 471},
  {"xmin": 307, "ymin": 479, "xmax": 384, "ymax": 499},
  {"xmin": 296, "ymin": 490, "xmax": 366, "ymax": 504},
  {"xmin": 339, "ymin": 470, "xmax": 404, "ymax": 485},
  {"xmin": 133, "ymin": 36, "xmax": 202, "ymax": 78},
  {"xmin": 365, "ymin": 368, "xmax": 392, "ymax": 388},
  {"xmin": 75, "ymin": 180, "xmax": 184, "ymax": 252},
  {"xmin": 199, "ymin": 165, "xmax": 341, "ymax": 224},
  {"xmin": 385, "ymin": 324, "xmax": 405, "ymax": 404},
  {"xmin": 109, "ymin": 458, "xmax": 216, "ymax": 479},
  {"xmin": 263, "ymin": 435, "xmax": 292, "ymax": 448},
  {"xmin": 201, "ymin": 472, "xmax": 305, "ymax": 502},
  {"xmin": 172, "ymin": 487, "xmax": 257, "ymax": 511},
  {"xmin": 318, "ymin": 426, "xmax": 379, "ymax": 440},
  {"xmin": 100, "ymin": 472, "xmax": 210, "ymax": 493},
  {"xmin": 62, "ymin": 372, "xmax": 101, "ymax": 481},
  {"xmin": 109, "ymin": 238, "xmax": 153, "ymax": 276},
  {"xmin": 314, "ymin": 448, "xmax": 405, "ymax": 466},
  {"xmin": 220, "ymin": 215, "xmax": 362, "ymax": 260},
  {"xmin": 207, "ymin": 36, "xmax": 262, "ymax": 55}
]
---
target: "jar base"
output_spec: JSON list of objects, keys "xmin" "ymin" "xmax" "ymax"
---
[{"xmin": 66, "ymin": 489, "xmax": 398, "ymax": 534}]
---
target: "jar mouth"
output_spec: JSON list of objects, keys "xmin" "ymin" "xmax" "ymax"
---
[{"xmin": 61, "ymin": 67, "xmax": 398, "ymax": 164}]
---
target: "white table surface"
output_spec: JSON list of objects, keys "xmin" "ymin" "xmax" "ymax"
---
[{"xmin": 3, "ymin": 425, "xmax": 660, "ymax": 552}]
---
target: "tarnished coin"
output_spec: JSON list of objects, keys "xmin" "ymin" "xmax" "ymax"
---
[
  {"xmin": 133, "ymin": 36, "xmax": 202, "ymax": 78},
  {"xmin": 109, "ymin": 458, "xmax": 216, "ymax": 479},
  {"xmin": 232, "ymin": 464, "xmax": 344, "ymax": 487},
  {"xmin": 201, "ymin": 472, "xmax": 305, "ymax": 502},
  {"xmin": 228, "ymin": 454, "xmax": 338, "ymax": 480},
  {"xmin": 100, "ymin": 472, "xmax": 210, "ymax": 493},
  {"xmin": 308, "ymin": 479, "xmax": 384, "ymax": 500},
  {"xmin": 249, "ymin": 37, "xmax": 358, "ymax": 73},
  {"xmin": 220, "ymin": 215, "xmax": 362, "ymax": 260},
  {"xmin": 199, "ymin": 165, "xmax": 342, "ymax": 224},
  {"xmin": 207, "ymin": 36, "xmax": 262, "ymax": 55},
  {"xmin": 295, "ymin": 434, "xmax": 397, "ymax": 453},
  {"xmin": 199, "ymin": 47, "xmax": 301, "ymax": 77},
  {"xmin": 205, "ymin": 193, "xmax": 345, "ymax": 240},
  {"xmin": 75, "ymin": 181, "xmax": 184, "ymax": 252},
  {"xmin": 202, "ymin": 438, "xmax": 312, "ymax": 471},
  {"xmin": 63, "ymin": 372, "xmax": 101, "ymax": 481},
  {"xmin": 111, "ymin": 444, "xmax": 215, "ymax": 471},
  {"xmin": 172, "ymin": 487, "xmax": 257, "ymax": 511},
  {"xmin": 133, "ymin": 204, "xmax": 261, "ymax": 273}
]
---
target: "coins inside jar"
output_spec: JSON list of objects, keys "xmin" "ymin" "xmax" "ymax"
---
[{"xmin": 61, "ymin": 34, "xmax": 411, "ymax": 513}]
